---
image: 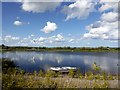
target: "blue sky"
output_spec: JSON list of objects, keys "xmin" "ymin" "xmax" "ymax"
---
[{"xmin": 2, "ymin": 0, "xmax": 119, "ymax": 47}]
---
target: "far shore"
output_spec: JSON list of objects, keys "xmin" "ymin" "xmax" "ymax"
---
[{"xmin": 1, "ymin": 44, "xmax": 119, "ymax": 52}]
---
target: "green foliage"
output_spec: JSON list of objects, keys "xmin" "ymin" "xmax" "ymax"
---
[
  {"xmin": 68, "ymin": 69, "xmax": 74, "ymax": 78},
  {"xmin": 56, "ymin": 71, "xmax": 61, "ymax": 77},
  {"xmin": 2, "ymin": 58, "xmax": 16, "ymax": 74},
  {"xmin": 108, "ymin": 74, "xmax": 114, "ymax": 80},
  {"xmin": 92, "ymin": 62, "xmax": 101, "ymax": 75},
  {"xmin": 20, "ymin": 69, "xmax": 25, "ymax": 75},
  {"xmin": 86, "ymin": 71, "xmax": 93, "ymax": 80},
  {"xmin": 94, "ymin": 74, "xmax": 101, "ymax": 80},
  {"xmin": 45, "ymin": 70, "xmax": 55, "ymax": 78},
  {"xmin": 79, "ymin": 73, "xmax": 83, "ymax": 79},
  {"xmin": 38, "ymin": 70, "xmax": 44, "ymax": 77},
  {"xmin": 102, "ymin": 80, "xmax": 109, "ymax": 88},
  {"xmin": 34, "ymin": 70, "xmax": 37, "ymax": 76},
  {"xmin": 101, "ymin": 71, "xmax": 107, "ymax": 80},
  {"xmin": 2, "ymin": 74, "xmax": 17, "ymax": 89},
  {"xmin": 93, "ymin": 62, "xmax": 101, "ymax": 71},
  {"xmin": 76, "ymin": 68, "xmax": 81, "ymax": 77},
  {"xmin": 1, "ymin": 44, "xmax": 118, "ymax": 52}
]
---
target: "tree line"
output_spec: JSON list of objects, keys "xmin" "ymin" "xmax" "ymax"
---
[{"xmin": 1, "ymin": 44, "xmax": 119, "ymax": 51}]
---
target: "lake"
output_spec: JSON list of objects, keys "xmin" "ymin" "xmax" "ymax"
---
[{"xmin": 1, "ymin": 51, "xmax": 119, "ymax": 74}]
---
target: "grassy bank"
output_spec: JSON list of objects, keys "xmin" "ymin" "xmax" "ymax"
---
[
  {"xmin": 3, "ymin": 74, "xmax": 118, "ymax": 89},
  {"xmin": 2, "ymin": 58, "xmax": 119, "ymax": 89}
]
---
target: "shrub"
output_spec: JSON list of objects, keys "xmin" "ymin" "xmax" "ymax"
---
[
  {"xmin": 92, "ymin": 62, "xmax": 101, "ymax": 74},
  {"xmin": 79, "ymin": 73, "xmax": 83, "ymax": 79},
  {"xmin": 108, "ymin": 74, "xmax": 114, "ymax": 80},
  {"xmin": 38, "ymin": 70, "xmax": 43, "ymax": 77},
  {"xmin": 76, "ymin": 68, "xmax": 81, "ymax": 78},
  {"xmin": 68, "ymin": 69, "xmax": 74, "ymax": 78},
  {"xmin": 101, "ymin": 71, "xmax": 107, "ymax": 80},
  {"xmin": 45, "ymin": 70, "xmax": 56, "ymax": 78}
]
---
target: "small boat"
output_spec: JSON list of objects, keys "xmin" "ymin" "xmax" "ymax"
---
[{"xmin": 49, "ymin": 66, "xmax": 77, "ymax": 73}]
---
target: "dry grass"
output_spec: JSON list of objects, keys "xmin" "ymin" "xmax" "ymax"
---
[{"xmin": 3, "ymin": 74, "xmax": 118, "ymax": 89}]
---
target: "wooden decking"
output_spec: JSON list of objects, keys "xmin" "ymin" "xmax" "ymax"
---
[{"xmin": 49, "ymin": 66, "xmax": 77, "ymax": 73}]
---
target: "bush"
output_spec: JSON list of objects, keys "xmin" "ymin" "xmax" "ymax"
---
[
  {"xmin": 101, "ymin": 71, "xmax": 107, "ymax": 80},
  {"xmin": 79, "ymin": 73, "xmax": 83, "ymax": 79},
  {"xmin": 68, "ymin": 69, "xmax": 75, "ymax": 78},
  {"xmin": 38, "ymin": 70, "xmax": 44, "ymax": 77},
  {"xmin": 108, "ymin": 74, "xmax": 114, "ymax": 80},
  {"xmin": 45, "ymin": 70, "xmax": 56, "ymax": 78}
]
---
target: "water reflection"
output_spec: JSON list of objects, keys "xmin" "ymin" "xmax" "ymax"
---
[{"xmin": 1, "ymin": 51, "xmax": 118, "ymax": 74}]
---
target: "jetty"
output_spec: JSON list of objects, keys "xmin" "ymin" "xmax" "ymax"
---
[{"xmin": 49, "ymin": 66, "xmax": 77, "ymax": 73}]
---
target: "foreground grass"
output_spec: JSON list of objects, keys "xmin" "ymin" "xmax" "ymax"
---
[
  {"xmin": 2, "ymin": 67, "xmax": 119, "ymax": 89},
  {"xmin": 2, "ymin": 73, "xmax": 118, "ymax": 89}
]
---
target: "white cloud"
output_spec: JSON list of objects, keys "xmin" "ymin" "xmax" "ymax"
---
[
  {"xmin": 20, "ymin": 0, "xmax": 61, "ymax": 13},
  {"xmin": 2, "ymin": 33, "xmax": 83, "ymax": 46},
  {"xmin": 101, "ymin": 12, "xmax": 117, "ymax": 22},
  {"xmin": 14, "ymin": 20, "xmax": 23, "ymax": 26},
  {"xmin": 38, "ymin": 37, "xmax": 46, "ymax": 42},
  {"xmin": 55, "ymin": 34, "xmax": 64, "ymax": 42},
  {"xmin": 30, "ymin": 34, "xmax": 34, "ymax": 37},
  {"xmin": 99, "ymin": 0, "xmax": 120, "ymax": 3},
  {"xmin": 3, "ymin": 35, "xmax": 20, "ymax": 43},
  {"xmin": 99, "ymin": 1, "xmax": 119, "ymax": 12},
  {"xmin": 28, "ymin": 34, "xmax": 35, "ymax": 39},
  {"xmin": 61, "ymin": 0, "xmax": 96, "ymax": 20},
  {"xmin": 13, "ymin": 20, "xmax": 30, "ymax": 26},
  {"xmin": 69, "ymin": 39, "xmax": 74, "ymax": 42},
  {"xmin": 83, "ymin": 11, "xmax": 118, "ymax": 41},
  {"xmin": 41, "ymin": 21, "xmax": 58, "ymax": 33}
]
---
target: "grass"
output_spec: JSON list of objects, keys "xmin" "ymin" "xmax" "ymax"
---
[{"xmin": 2, "ymin": 72, "xmax": 118, "ymax": 89}]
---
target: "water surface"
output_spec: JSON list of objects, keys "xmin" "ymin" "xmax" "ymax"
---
[{"xmin": 1, "ymin": 51, "xmax": 118, "ymax": 74}]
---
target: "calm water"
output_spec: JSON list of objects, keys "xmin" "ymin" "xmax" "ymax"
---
[{"xmin": 1, "ymin": 51, "xmax": 118, "ymax": 74}]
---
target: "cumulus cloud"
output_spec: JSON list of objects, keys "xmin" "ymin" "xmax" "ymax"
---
[
  {"xmin": 61, "ymin": 0, "xmax": 96, "ymax": 20},
  {"xmin": 33, "ymin": 37, "xmax": 46, "ymax": 43},
  {"xmin": 14, "ymin": 20, "xmax": 23, "ymax": 26},
  {"xmin": 13, "ymin": 20, "xmax": 30, "ymax": 26},
  {"xmin": 3, "ymin": 35, "xmax": 20, "ymax": 43},
  {"xmin": 32, "ymin": 34, "xmax": 65, "ymax": 45},
  {"xmin": 83, "ymin": 11, "xmax": 118, "ymax": 40},
  {"xmin": 41, "ymin": 21, "xmax": 58, "ymax": 33},
  {"xmin": 101, "ymin": 12, "xmax": 117, "ymax": 22},
  {"xmin": 98, "ymin": 0, "xmax": 119, "ymax": 12},
  {"xmin": 99, "ymin": 0, "xmax": 120, "ymax": 2},
  {"xmin": 55, "ymin": 34, "xmax": 64, "ymax": 42},
  {"xmin": 2, "ymin": 33, "xmax": 82, "ymax": 46},
  {"xmin": 20, "ymin": 0, "xmax": 61, "ymax": 13}
]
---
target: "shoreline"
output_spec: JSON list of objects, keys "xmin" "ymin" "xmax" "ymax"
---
[{"xmin": 1, "ymin": 49, "xmax": 119, "ymax": 52}]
